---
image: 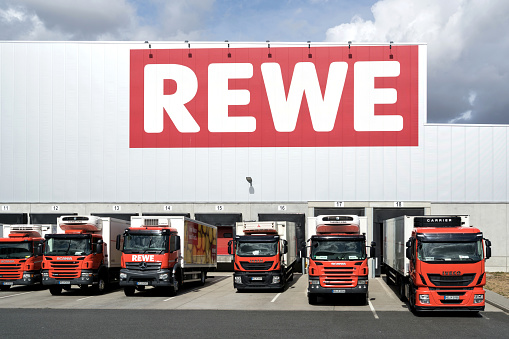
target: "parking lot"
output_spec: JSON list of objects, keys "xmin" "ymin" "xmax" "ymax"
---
[{"xmin": 0, "ymin": 273, "xmax": 505, "ymax": 316}]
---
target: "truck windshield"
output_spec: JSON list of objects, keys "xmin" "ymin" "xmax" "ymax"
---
[
  {"xmin": 418, "ymin": 240, "xmax": 483, "ymax": 262},
  {"xmin": 123, "ymin": 234, "xmax": 167, "ymax": 254},
  {"xmin": 311, "ymin": 240, "xmax": 366, "ymax": 261},
  {"xmin": 236, "ymin": 241, "xmax": 278, "ymax": 257},
  {"xmin": 44, "ymin": 238, "xmax": 91, "ymax": 256},
  {"xmin": 0, "ymin": 242, "xmax": 33, "ymax": 259}
]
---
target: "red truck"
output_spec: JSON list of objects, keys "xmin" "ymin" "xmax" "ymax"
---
[
  {"xmin": 118, "ymin": 216, "xmax": 217, "ymax": 296},
  {"xmin": 42, "ymin": 216, "xmax": 127, "ymax": 295},
  {"xmin": 0, "ymin": 225, "xmax": 56, "ymax": 290},
  {"xmin": 383, "ymin": 215, "xmax": 492, "ymax": 312},
  {"xmin": 306, "ymin": 215, "xmax": 375, "ymax": 305},
  {"xmin": 229, "ymin": 221, "xmax": 297, "ymax": 291}
]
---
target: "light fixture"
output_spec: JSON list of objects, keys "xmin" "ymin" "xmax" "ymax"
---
[
  {"xmin": 266, "ymin": 40, "xmax": 272, "ymax": 58},
  {"xmin": 348, "ymin": 41, "xmax": 352, "ymax": 59},
  {"xmin": 389, "ymin": 41, "xmax": 394, "ymax": 59},
  {"xmin": 246, "ymin": 177, "xmax": 253, "ymax": 186}
]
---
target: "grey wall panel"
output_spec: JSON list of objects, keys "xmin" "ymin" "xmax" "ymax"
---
[
  {"xmin": 423, "ymin": 126, "xmax": 438, "ymax": 201},
  {"xmin": 464, "ymin": 127, "xmax": 481, "ymax": 202},
  {"xmin": 479, "ymin": 127, "xmax": 494, "ymax": 201},
  {"xmin": 493, "ymin": 127, "xmax": 508, "ymax": 202},
  {"xmin": 450, "ymin": 127, "xmax": 466, "ymax": 201}
]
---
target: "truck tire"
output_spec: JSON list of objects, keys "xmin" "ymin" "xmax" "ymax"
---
[
  {"xmin": 308, "ymin": 293, "xmax": 318, "ymax": 305},
  {"xmin": 399, "ymin": 281, "xmax": 407, "ymax": 302},
  {"xmin": 200, "ymin": 270, "xmax": 206, "ymax": 286},
  {"xmin": 49, "ymin": 285, "xmax": 62, "ymax": 295},
  {"xmin": 0, "ymin": 285, "xmax": 11, "ymax": 291},
  {"xmin": 94, "ymin": 275, "xmax": 107, "ymax": 294},
  {"xmin": 124, "ymin": 287, "xmax": 136, "ymax": 296}
]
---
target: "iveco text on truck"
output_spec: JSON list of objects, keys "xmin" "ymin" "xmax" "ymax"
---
[
  {"xmin": 229, "ymin": 221, "xmax": 297, "ymax": 291},
  {"xmin": 306, "ymin": 215, "xmax": 375, "ymax": 304},
  {"xmin": 42, "ymin": 216, "xmax": 127, "ymax": 295},
  {"xmin": 118, "ymin": 216, "xmax": 217, "ymax": 296},
  {"xmin": 383, "ymin": 215, "xmax": 491, "ymax": 312},
  {"xmin": 0, "ymin": 224, "xmax": 56, "ymax": 290}
]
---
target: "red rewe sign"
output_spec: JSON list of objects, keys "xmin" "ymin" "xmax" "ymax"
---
[{"xmin": 130, "ymin": 45, "xmax": 419, "ymax": 148}]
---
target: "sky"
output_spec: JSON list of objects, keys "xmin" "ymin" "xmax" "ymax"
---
[{"xmin": 0, "ymin": 0, "xmax": 508, "ymax": 125}]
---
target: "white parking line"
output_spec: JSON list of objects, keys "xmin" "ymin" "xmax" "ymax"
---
[
  {"xmin": 164, "ymin": 297, "xmax": 176, "ymax": 302},
  {"xmin": 76, "ymin": 296, "xmax": 95, "ymax": 301},
  {"xmin": 0, "ymin": 292, "xmax": 32, "ymax": 299},
  {"xmin": 368, "ymin": 300, "xmax": 379, "ymax": 319},
  {"xmin": 271, "ymin": 293, "xmax": 281, "ymax": 303}
]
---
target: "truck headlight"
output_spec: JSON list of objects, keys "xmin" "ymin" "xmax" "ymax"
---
[
  {"xmin": 23, "ymin": 273, "xmax": 33, "ymax": 279},
  {"xmin": 357, "ymin": 280, "xmax": 368, "ymax": 285},
  {"xmin": 474, "ymin": 294, "xmax": 484, "ymax": 303},
  {"xmin": 119, "ymin": 273, "xmax": 127, "ymax": 279},
  {"xmin": 159, "ymin": 273, "xmax": 169, "ymax": 280},
  {"xmin": 234, "ymin": 276, "xmax": 242, "ymax": 284},
  {"xmin": 309, "ymin": 280, "xmax": 320, "ymax": 285},
  {"xmin": 272, "ymin": 276, "xmax": 280, "ymax": 284},
  {"xmin": 81, "ymin": 272, "xmax": 93, "ymax": 278},
  {"xmin": 42, "ymin": 272, "xmax": 49, "ymax": 277},
  {"xmin": 419, "ymin": 294, "xmax": 430, "ymax": 304}
]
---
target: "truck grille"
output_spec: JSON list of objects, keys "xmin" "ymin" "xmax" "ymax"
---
[
  {"xmin": 427, "ymin": 274, "xmax": 476, "ymax": 286},
  {"xmin": 48, "ymin": 261, "xmax": 80, "ymax": 278},
  {"xmin": 323, "ymin": 267, "xmax": 355, "ymax": 275},
  {"xmin": 0, "ymin": 263, "xmax": 22, "ymax": 279},
  {"xmin": 125, "ymin": 262, "xmax": 162, "ymax": 271},
  {"xmin": 239, "ymin": 261, "xmax": 274, "ymax": 270},
  {"xmin": 322, "ymin": 276, "xmax": 356, "ymax": 287}
]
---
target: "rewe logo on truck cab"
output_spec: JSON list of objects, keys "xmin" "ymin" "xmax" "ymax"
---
[
  {"xmin": 130, "ymin": 45, "xmax": 420, "ymax": 148},
  {"xmin": 131, "ymin": 254, "xmax": 155, "ymax": 262}
]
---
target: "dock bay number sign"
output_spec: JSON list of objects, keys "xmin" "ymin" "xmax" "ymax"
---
[{"xmin": 130, "ymin": 45, "xmax": 420, "ymax": 148}]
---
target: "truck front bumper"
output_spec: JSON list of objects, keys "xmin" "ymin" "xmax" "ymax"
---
[
  {"xmin": 413, "ymin": 288, "xmax": 485, "ymax": 311},
  {"xmin": 1, "ymin": 272, "xmax": 41, "ymax": 286},
  {"xmin": 119, "ymin": 269, "xmax": 174, "ymax": 287},
  {"xmin": 307, "ymin": 276, "xmax": 369, "ymax": 294},
  {"xmin": 41, "ymin": 270, "xmax": 97, "ymax": 286},
  {"xmin": 233, "ymin": 271, "xmax": 284, "ymax": 289}
]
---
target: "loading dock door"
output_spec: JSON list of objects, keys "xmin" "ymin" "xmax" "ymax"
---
[
  {"xmin": 373, "ymin": 208, "xmax": 425, "ymax": 276},
  {"xmin": 314, "ymin": 208, "xmax": 365, "ymax": 217},
  {"xmin": 92, "ymin": 213, "xmax": 138, "ymax": 222},
  {"xmin": 30, "ymin": 213, "xmax": 77, "ymax": 224},
  {"xmin": 258, "ymin": 213, "xmax": 306, "ymax": 273},
  {"xmin": 0, "ymin": 213, "xmax": 28, "ymax": 224}
]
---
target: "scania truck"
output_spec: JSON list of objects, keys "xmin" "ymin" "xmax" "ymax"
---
[
  {"xmin": 0, "ymin": 224, "xmax": 56, "ymax": 290},
  {"xmin": 229, "ymin": 221, "xmax": 297, "ymax": 291},
  {"xmin": 118, "ymin": 216, "xmax": 217, "ymax": 296},
  {"xmin": 383, "ymin": 215, "xmax": 492, "ymax": 312},
  {"xmin": 42, "ymin": 216, "xmax": 127, "ymax": 295},
  {"xmin": 306, "ymin": 215, "xmax": 375, "ymax": 305}
]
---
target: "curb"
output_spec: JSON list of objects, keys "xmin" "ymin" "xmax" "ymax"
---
[{"xmin": 485, "ymin": 290, "xmax": 509, "ymax": 313}]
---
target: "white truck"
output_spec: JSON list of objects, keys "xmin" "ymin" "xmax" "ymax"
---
[
  {"xmin": 383, "ymin": 215, "xmax": 492, "ymax": 312},
  {"xmin": 229, "ymin": 221, "xmax": 297, "ymax": 291},
  {"xmin": 0, "ymin": 224, "xmax": 57, "ymax": 289},
  {"xmin": 42, "ymin": 216, "xmax": 128, "ymax": 295},
  {"xmin": 118, "ymin": 216, "xmax": 217, "ymax": 296}
]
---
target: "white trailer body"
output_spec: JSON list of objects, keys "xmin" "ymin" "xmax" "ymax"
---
[
  {"xmin": 131, "ymin": 216, "xmax": 217, "ymax": 269},
  {"xmin": 383, "ymin": 215, "xmax": 470, "ymax": 276},
  {"xmin": 1, "ymin": 224, "xmax": 57, "ymax": 238},
  {"xmin": 235, "ymin": 221, "xmax": 297, "ymax": 267}
]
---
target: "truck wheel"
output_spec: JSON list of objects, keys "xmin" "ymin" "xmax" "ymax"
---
[
  {"xmin": 95, "ymin": 275, "xmax": 107, "ymax": 294},
  {"xmin": 49, "ymin": 285, "xmax": 62, "ymax": 295},
  {"xmin": 308, "ymin": 293, "xmax": 318, "ymax": 305},
  {"xmin": 399, "ymin": 281, "xmax": 407, "ymax": 302},
  {"xmin": 0, "ymin": 285, "xmax": 11, "ymax": 291},
  {"xmin": 200, "ymin": 271, "xmax": 206, "ymax": 286},
  {"xmin": 124, "ymin": 287, "xmax": 136, "ymax": 296}
]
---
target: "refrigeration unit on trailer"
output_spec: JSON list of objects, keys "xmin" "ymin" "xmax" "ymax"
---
[
  {"xmin": 0, "ymin": 224, "xmax": 57, "ymax": 289},
  {"xmin": 229, "ymin": 221, "xmax": 297, "ymax": 291},
  {"xmin": 383, "ymin": 215, "xmax": 491, "ymax": 312},
  {"xmin": 118, "ymin": 216, "xmax": 217, "ymax": 296},
  {"xmin": 306, "ymin": 215, "xmax": 375, "ymax": 305},
  {"xmin": 42, "ymin": 216, "xmax": 127, "ymax": 295}
]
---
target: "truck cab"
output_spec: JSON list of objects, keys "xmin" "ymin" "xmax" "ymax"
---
[
  {"xmin": 405, "ymin": 216, "xmax": 491, "ymax": 311},
  {"xmin": 229, "ymin": 221, "xmax": 295, "ymax": 291},
  {"xmin": 0, "ymin": 225, "xmax": 52, "ymax": 290},
  {"xmin": 307, "ymin": 215, "xmax": 375, "ymax": 305}
]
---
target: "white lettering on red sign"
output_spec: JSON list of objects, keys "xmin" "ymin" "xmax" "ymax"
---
[
  {"xmin": 131, "ymin": 255, "xmax": 155, "ymax": 262},
  {"xmin": 130, "ymin": 46, "xmax": 419, "ymax": 148}
]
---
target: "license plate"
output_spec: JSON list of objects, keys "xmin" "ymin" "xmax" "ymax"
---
[
  {"xmin": 332, "ymin": 289, "xmax": 346, "ymax": 293},
  {"xmin": 444, "ymin": 295, "xmax": 460, "ymax": 300},
  {"xmin": 3, "ymin": 282, "xmax": 13, "ymax": 285},
  {"xmin": 251, "ymin": 277, "xmax": 263, "ymax": 281},
  {"xmin": 58, "ymin": 281, "xmax": 71, "ymax": 284},
  {"xmin": 137, "ymin": 282, "xmax": 149, "ymax": 286}
]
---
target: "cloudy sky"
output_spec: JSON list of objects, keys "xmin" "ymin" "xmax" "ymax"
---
[{"xmin": 0, "ymin": 0, "xmax": 508, "ymax": 125}]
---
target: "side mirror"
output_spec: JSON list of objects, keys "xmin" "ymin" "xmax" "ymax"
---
[
  {"xmin": 35, "ymin": 243, "xmax": 43, "ymax": 256},
  {"xmin": 283, "ymin": 240, "xmax": 288, "ymax": 254},
  {"xmin": 406, "ymin": 240, "xmax": 412, "ymax": 248},
  {"xmin": 116, "ymin": 234, "xmax": 121, "ymax": 251},
  {"xmin": 406, "ymin": 247, "xmax": 412, "ymax": 260},
  {"xmin": 170, "ymin": 235, "xmax": 180, "ymax": 252},
  {"xmin": 96, "ymin": 239, "xmax": 103, "ymax": 254},
  {"xmin": 485, "ymin": 239, "xmax": 492, "ymax": 259},
  {"xmin": 228, "ymin": 240, "xmax": 233, "ymax": 255}
]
